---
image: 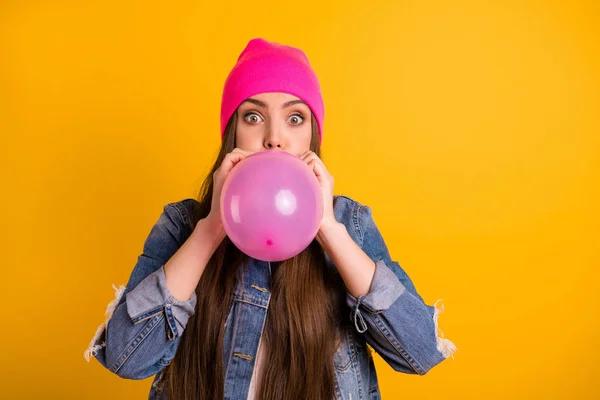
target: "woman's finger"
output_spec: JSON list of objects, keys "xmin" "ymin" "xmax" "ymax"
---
[
  {"xmin": 300, "ymin": 151, "xmax": 311, "ymax": 161},
  {"xmin": 302, "ymin": 152, "xmax": 321, "ymax": 165},
  {"xmin": 307, "ymin": 159, "xmax": 327, "ymax": 180},
  {"xmin": 219, "ymin": 150, "xmax": 250, "ymax": 174}
]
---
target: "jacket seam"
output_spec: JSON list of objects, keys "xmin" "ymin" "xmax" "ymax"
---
[
  {"xmin": 370, "ymin": 313, "xmax": 425, "ymax": 375},
  {"xmin": 168, "ymin": 202, "xmax": 189, "ymax": 235},
  {"xmin": 232, "ymin": 296, "xmax": 269, "ymax": 310},
  {"xmin": 110, "ymin": 313, "xmax": 165, "ymax": 375},
  {"xmin": 174, "ymin": 199, "xmax": 195, "ymax": 231},
  {"xmin": 131, "ymin": 306, "xmax": 164, "ymax": 325},
  {"xmin": 223, "ymin": 294, "xmax": 244, "ymax": 390},
  {"xmin": 354, "ymin": 203, "xmax": 364, "ymax": 245},
  {"xmin": 351, "ymin": 337, "xmax": 365, "ymax": 399}
]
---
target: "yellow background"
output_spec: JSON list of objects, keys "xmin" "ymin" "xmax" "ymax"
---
[{"xmin": 2, "ymin": 0, "xmax": 599, "ymax": 398}]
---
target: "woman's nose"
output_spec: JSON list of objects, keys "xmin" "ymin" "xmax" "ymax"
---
[
  {"xmin": 264, "ymin": 124, "xmax": 283, "ymax": 149},
  {"xmin": 265, "ymin": 140, "xmax": 282, "ymax": 149}
]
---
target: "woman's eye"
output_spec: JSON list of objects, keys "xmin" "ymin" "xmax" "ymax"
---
[
  {"xmin": 288, "ymin": 114, "xmax": 305, "ymax": 125},
  {"xmin": 244, "ymin": 113, "xmax": 263, "ymax": 124}
]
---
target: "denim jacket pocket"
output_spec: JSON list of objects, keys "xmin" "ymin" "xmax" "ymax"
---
[
  {"xmin": 334, "ymin": 338, "xmax": 354, "ymax": 372},
  {"xmin": 334, "ymin": 327, "xmax": 365, "ymax": 372}
]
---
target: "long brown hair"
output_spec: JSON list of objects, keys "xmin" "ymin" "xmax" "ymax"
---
[{"xmin": 163, "ymin": 109, "xmax": 348, "ymax": 399}]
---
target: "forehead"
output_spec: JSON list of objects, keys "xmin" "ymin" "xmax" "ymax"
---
[{"xmin": 244, "ymin": 92, "xmax": 305, "ymax": 105}]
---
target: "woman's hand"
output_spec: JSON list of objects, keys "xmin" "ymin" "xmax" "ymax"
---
[
  {"xmin": 300, "ymin": 150, "xmax": 337, "ymax": 230},
  {"xmin": 205, "ymin": 148, "xmax": 253, "ymax": 232}
]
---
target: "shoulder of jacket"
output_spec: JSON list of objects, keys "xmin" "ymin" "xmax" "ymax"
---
[
  {"xmin": 164, "ymin": 198, "xmax": 200, "ymax": 231},
  {"xmin": 333, "ymin": 194, "xmax": 369, "ymax": 214},
  {"xmin": 333, "ymin": 194, "xmax": 372, "ymax": 235}
]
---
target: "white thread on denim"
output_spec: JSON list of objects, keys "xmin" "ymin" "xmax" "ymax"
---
[
  {"xmin": 432, "ymin": 299, "xmax": 457, "ymax": 359},
  {"xmin": 83, "ymin": 283, "xmax": 126, "ymax": 362}
]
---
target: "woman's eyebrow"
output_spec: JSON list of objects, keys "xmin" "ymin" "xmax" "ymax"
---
[
  {"xmin": 241, "ymin": 98, "xmax": 307, "ymax": 109},
  {"xmin": 242, "ymin": 98, "xmax": 267, "ymax": 108},
  {"xmin": 282, "ymin": 99, "xmax": 306, "ymax": 108}
]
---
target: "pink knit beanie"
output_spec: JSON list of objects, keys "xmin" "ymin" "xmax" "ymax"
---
[{"xmin": 220, "ymin": 38, "xmax": 324, "ymax": 142}]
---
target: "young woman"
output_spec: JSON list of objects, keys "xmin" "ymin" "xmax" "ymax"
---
[{"xmin": 84, "ymin": 37, "xmax": 457, "ymax": 400}]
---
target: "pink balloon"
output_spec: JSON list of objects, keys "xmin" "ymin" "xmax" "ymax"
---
[{"xmin": 220, "ymin": 150, "xmax": 323, "ymax": 262}]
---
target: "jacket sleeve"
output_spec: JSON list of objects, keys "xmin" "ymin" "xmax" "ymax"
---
[
  {"xmin": 83, "ymin": 202, "xmax": 198, "ymax": 379},
  {"xmin": 345, "ymin": 204, "xmax": 457, "ymax": 375}
]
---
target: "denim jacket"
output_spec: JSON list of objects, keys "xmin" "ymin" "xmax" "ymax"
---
[{"xmin": 84, "ymin": 195, "xmax": 457, "ymax": 399}]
